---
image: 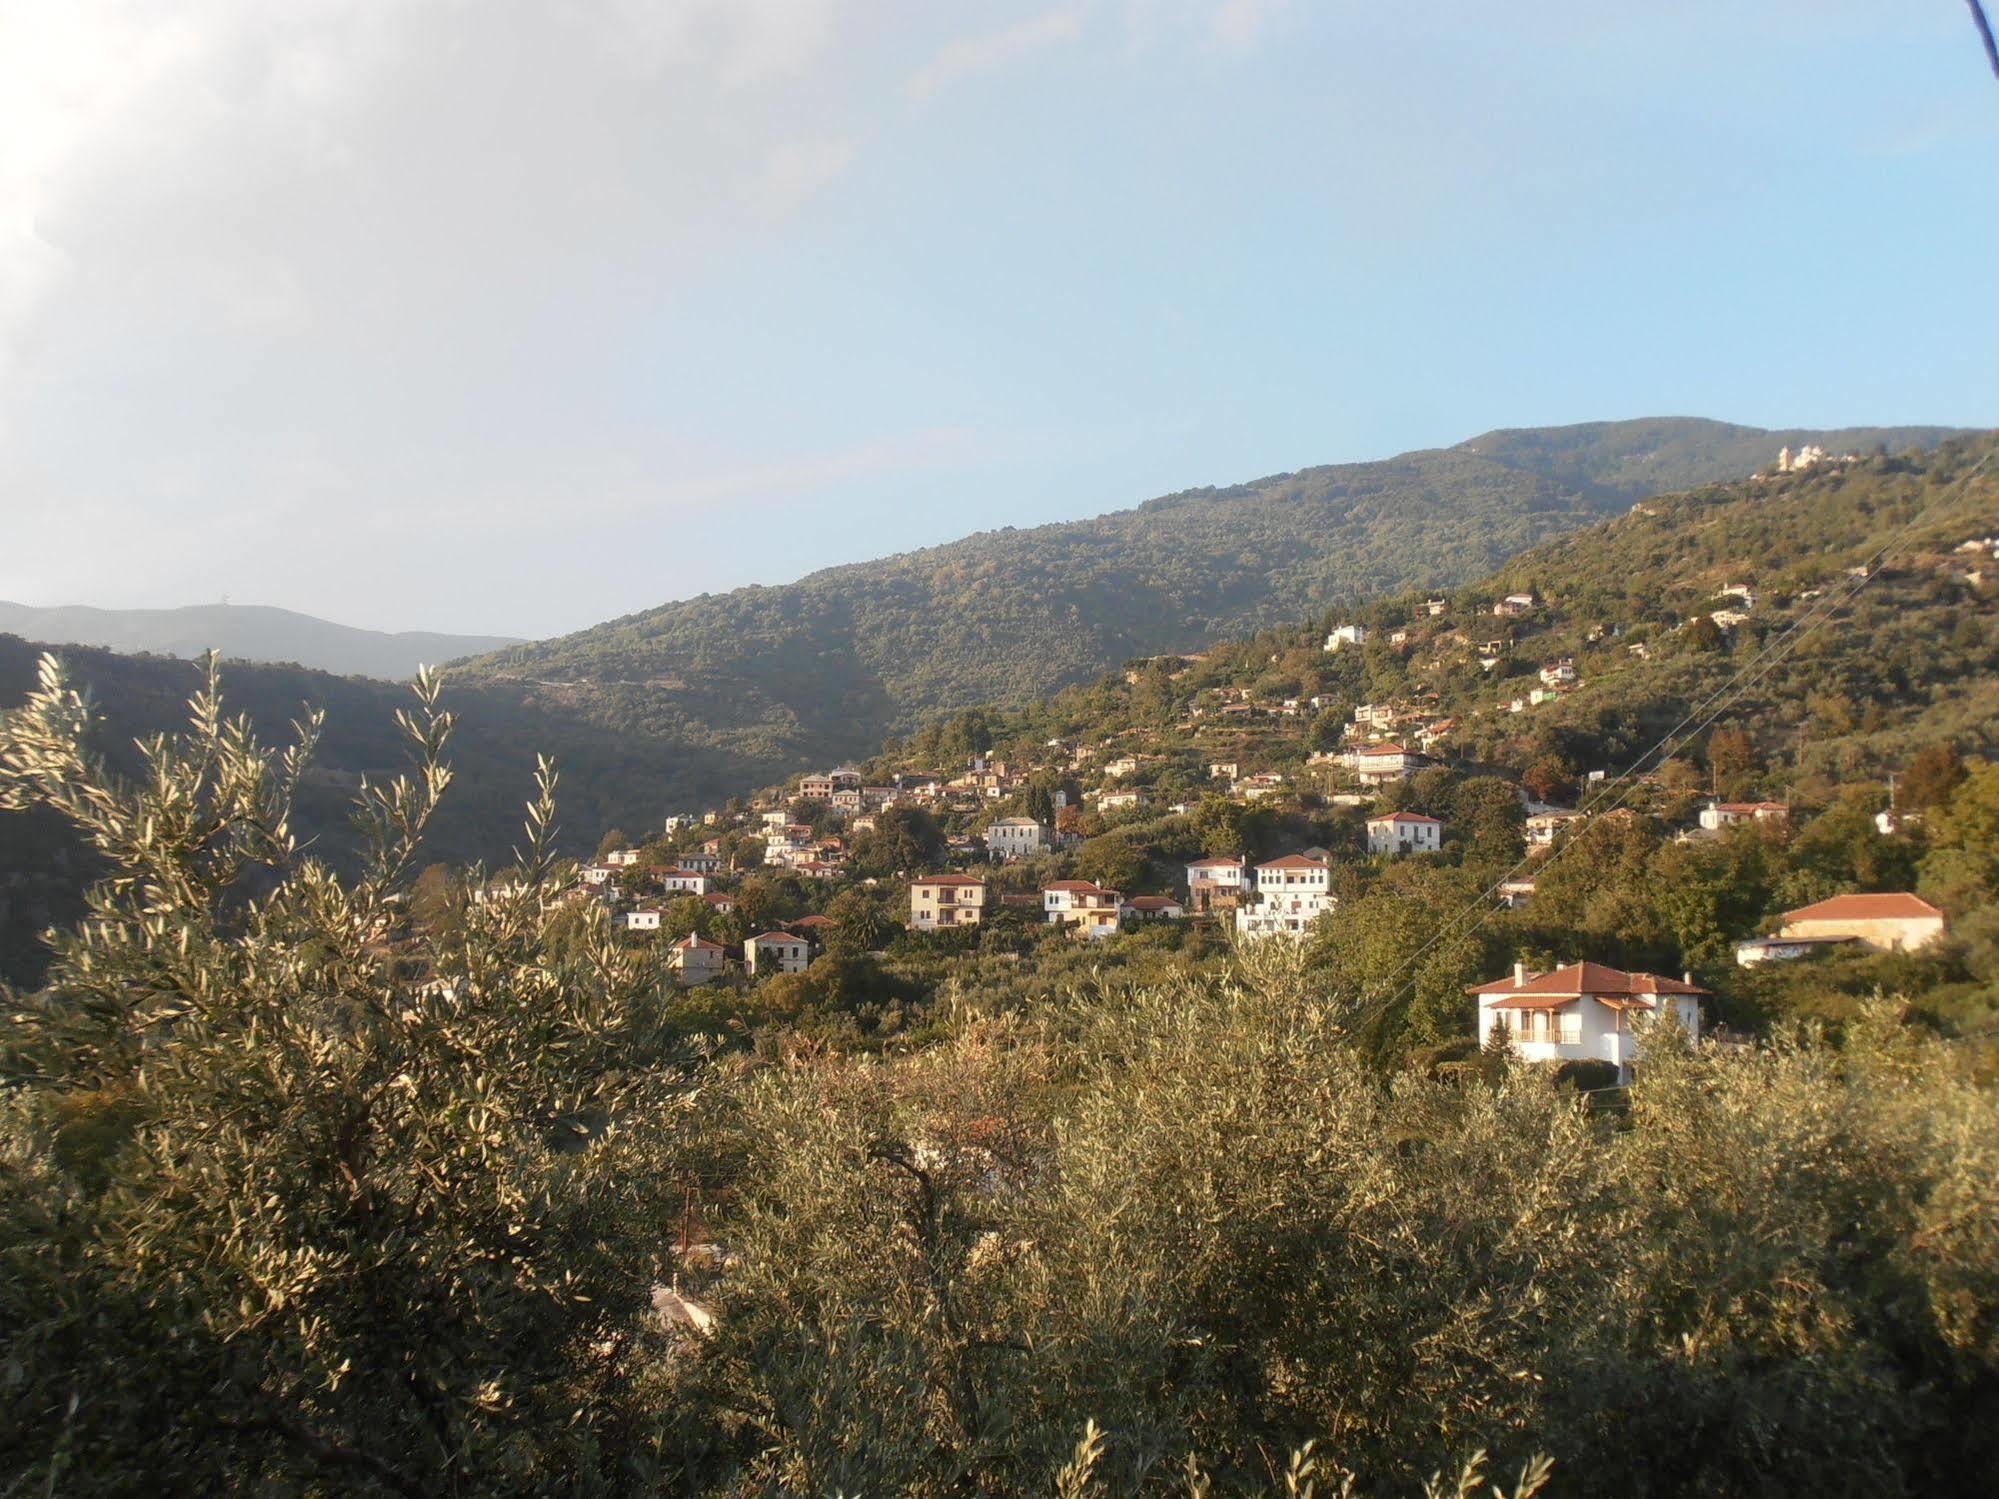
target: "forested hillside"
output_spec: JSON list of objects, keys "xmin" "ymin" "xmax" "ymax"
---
[
  {"xmin": 916, "ymin": 435, "xmax": 1999, "ymax": 793},
  {"xmin": 457, "ymin": 418, "xmax": 1956, "ymax": 774},
  {"xmin": 0, "ymin": 640, "xmax": 779, "ymax": 986}
]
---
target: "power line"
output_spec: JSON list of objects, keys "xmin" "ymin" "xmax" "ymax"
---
[
  {"xmin": 1350, "ymin": 443, "xmax": 1997, "ymax": 1025},
  {"xmin": 1970, "ymin": 1, "xmax": 1999, "ymax": 82}
]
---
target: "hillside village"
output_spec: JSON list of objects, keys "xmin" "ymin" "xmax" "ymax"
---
[{"xmin": 502, "ymin": 442, "xmax": 1997, "ymax": 1079}]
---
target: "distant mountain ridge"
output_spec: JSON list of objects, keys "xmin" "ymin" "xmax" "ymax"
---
[
  {"xmin": 0, "ymin": 601, "xmax": 520, "ymax": 682},
  {"xmin": 455, "ymin": 417, "xmax": 1961, "ymax": 776}
]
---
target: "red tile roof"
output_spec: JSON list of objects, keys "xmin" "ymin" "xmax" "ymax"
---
[
  {"xmin": 1468, "ymin": 961, "xmax": 1707, "ymax": 1002},
  {"xmin": 1043, "ymin": 880, "xmax": 1114, "ymax": 892},
  {"xmin": 1187, "ymin": 856, "xmax": 1246, "ymax": 868},
  {"xmin": 912, "ymin": 873, "xmax": 985, "ymax": 887},
  {"xmin": 671, "ymin": 935, "xmax": 722, "ymax": 951},
  {"xmin": 1782, "ymin": 892, "xmax": 1942, "ymax": 923},
  {"xmin": 1370, "ymin": 812, "xmax": 1442, "ymax": 824},
  {"xmin": 1257, "ymin": 854, "xmax": 1329, "ymax": 870},
  {"xmin": 747, "ymin": 931, "xmax": 805, "ymax": 947}
]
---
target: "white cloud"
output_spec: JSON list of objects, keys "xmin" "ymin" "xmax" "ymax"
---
[
  {"xmin": 742, "ymin": 136, "xmax": 858, "ymax": 222},
  {"xmin": 907, "ymin": 10, "xmax": 1083, "ymax": 101},
  {"xmin": 1210, "ymin": 0, "xmax": 1289, "ymax": 50}
]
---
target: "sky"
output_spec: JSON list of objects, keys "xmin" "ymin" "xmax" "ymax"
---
[{"xmin": 3, "ymin": 1, "xmax": 1996, "ymax": 639}]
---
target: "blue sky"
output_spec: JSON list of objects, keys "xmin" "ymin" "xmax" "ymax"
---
[{"xmin": 3, "ymin": 1, "xmax": 1995, "ymax": 637}]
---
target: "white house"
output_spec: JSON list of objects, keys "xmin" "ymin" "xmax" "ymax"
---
[
  {"xmin": 1186, "ymin": 855, "xmax": 1249, "ymax": 913},
  {"xmin": 1119, "ymin": 894, "xmax": 1186, "ymax": 921},
  {"xmin": 1367, "ymin": 811, "xmax": 1443, "ymax": 855},
  {"xmin": 745, "ymin": 931, "xmax": 810, "ymax": 977},
  {"xmin": 984, "ymin": 817, "xmax": 1049, "ymax": 860},
  {"xmin": 1494, "ymin": 592, "xmax": 1537, "ymax": 617},
  {"xmin": 1471, "ymin": 961, "xmax": 1705, "ymax": 1082},
  {"xmin": 1235, "ymin": 855, "xmax": 1335, "ymax": 939},
  {"xmin": 604, "ymin": 848, "xmax": 643, "ymax": 868},
  {"xmin": 1525, "ymin": 809, "xmax": 1584, "ymax": 847},
  {"xmin": 667, "ymin": 934, "xmax": 726, "ymax": 986},
  {"xmin": 1698, "ymin": 800, "xmax": 1790, "ymax": 832},
  {"xmin": 1324, "ymin": 624, "xmax": 1369, "ymax": 653},
  {"xmin": 1098, "ymin": 789, "xmax": 1149, "ymax": 812},
  {"xmin": 623, "ymin": 907, "xmax": 662, "ymax": 932},
  {"xmin": 580, "ymin": 864, "xmax": 616, "ymax": 886},
  {"xmin": 1043, "ymin": 881, "xmax": 1122, "ymax": 939},
  {"xmin": 1538, "ymin": 659, "xmax": 1576, "ymax": 687},
  {"xmin": 657, "ymin": 869, "xmax": 712, "ymax": 895},
  {"xmin": 1343, "ymin": 743, "xmax": 1431, "ymax": 787}
]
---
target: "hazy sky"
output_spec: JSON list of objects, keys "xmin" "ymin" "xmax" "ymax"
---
[{"xmin": 4, "ymin": 2, "xmax": 1995, "ymax": 638}]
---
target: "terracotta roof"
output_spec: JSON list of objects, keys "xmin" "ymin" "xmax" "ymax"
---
[
  {"xmin": 1468, "ymin": 961, "xmax": 1707, "ymax": 1001},
  {"xmin": 1355, "ymin": 742, "xmax": 1416, "ymax": 756},
  {"xmin": 788, "ymin": 914, "xmax": 835, "ymax": 928},
  {"xmin": 1122, "ymin": 895, "xmax": 1182, "ymax": 911},
  {"xmin": 1257, "ymin": 854, "xmax": 1329, "ymax": 870},
  {"xmin": 702, "ymin": 892, "xmax": 735, "ymax": 905},
  {"xmin": 1782, "ymin": 892, "xmax": 1942, "ymax": 923},
  {"xmin": 1044, "ymin": 880, "xmax": 1115, "ymax": 894},
  {"xmin": 912, "ymin": 873, "xmax": 985, "ymax": 887},
  {"xmin": 1370, "ymin": 812, "xmax": 1441, "ymax": 824},
  {"xmin": 671, "ymin": 935, "xmax": 722, "ymax": 951},
  {"xmin": 1187, "ymin": 856, "xmax": 1246, "ymax": 868},
  {"xmin": 1715, "ymin": 800, "xmax": 1789, "ymax": 814},
  {"xmin": 747, "ymin": 931, "xmax": 805, "ymax": 946}
]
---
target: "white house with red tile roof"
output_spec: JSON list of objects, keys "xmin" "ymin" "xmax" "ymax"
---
[
  {"xmin": 623, "ymin": 907, "xmax": 662, "ymax": 932},
  {"xmin": 702, "ymin": 891, "xmax": 736, "ymax": 915},
  {"xmin": 1777, "ymin": 892, "xmax": 1944, "ymax": 952},
  {"xmin": 1236, "ymin": 855, "xmax": 1335, "ymax": 939},
  {"xmin": 1120, "ymin": 894, "xmax": 1186, "ymax": 921},
  {"xmin": 1471, "ymin": 961, "xmax": 1705, "ymax": 1080},
  {"xmin": 667, "ymin": 934, "xmax": 725, "ymax": 987},
  {"xmin": 908, "ymin": 874, "xmax": 987, "ymax": 931},
  {"xmin": 654, "ymin": 868, "xmax": 713, "ymax": 895},
  {"xmin": 1367, "ymin": 811, "xmax": 1443, "ymax": 854}
]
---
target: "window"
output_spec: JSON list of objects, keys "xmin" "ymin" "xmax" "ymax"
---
[{"xmin": 1558, "ymin": 1011, "xmax": 1582, "ymax": 1045}]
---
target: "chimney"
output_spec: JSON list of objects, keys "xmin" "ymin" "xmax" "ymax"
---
[
  {"xmin": 1514, "ymin": 960, "xmax": 1529, "ymax": 987},
  {"xmin": 1683, "ymin": 970, "xmax": 1694, "ymax": 986}
]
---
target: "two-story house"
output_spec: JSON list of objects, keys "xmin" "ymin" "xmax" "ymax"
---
[
  {"xmin": 667, "ymin": 934, "xmax": 725, "ymax": 987},
  {"xmin": 983, "ymin": 817, "xmax": 1049, "ymax": 860},
  {"xmin": 744, "ymin": 931, "xmax": 810, "ymax": 977},
  {"xmin": 1471, "ymin": 961, "xmax": 1704, "ymax": 1083},
  {"xmin": 1185, "ymin": 855, "xmax": 1249, "ymax": 913},
  {"xmin": 1043, "ymin": 881, "xmax": 1122, "ymax": 939},
  {"xmin": 1367, "ymin": 811, "xmax": 1443, "ymax": 854},
  {"xmin": 908, "ymin": 874, "xmax": 988, "ymax": 931},
  {"xmin": 1235, "ymin": 855, "xmax": 1335, "ymax": 939}
]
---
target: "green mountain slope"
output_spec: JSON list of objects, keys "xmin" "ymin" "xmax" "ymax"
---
[
  {"xmin": 457, "ymin": 419, "xmax": 1957, "ymax": 775},
  {"xmin": 0, "ymin": 601, "xmax": 520, "ymax": 681},
  {"xmin": 911, "ymin": 434, "xmax": 1999, "ymax": 807}
]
